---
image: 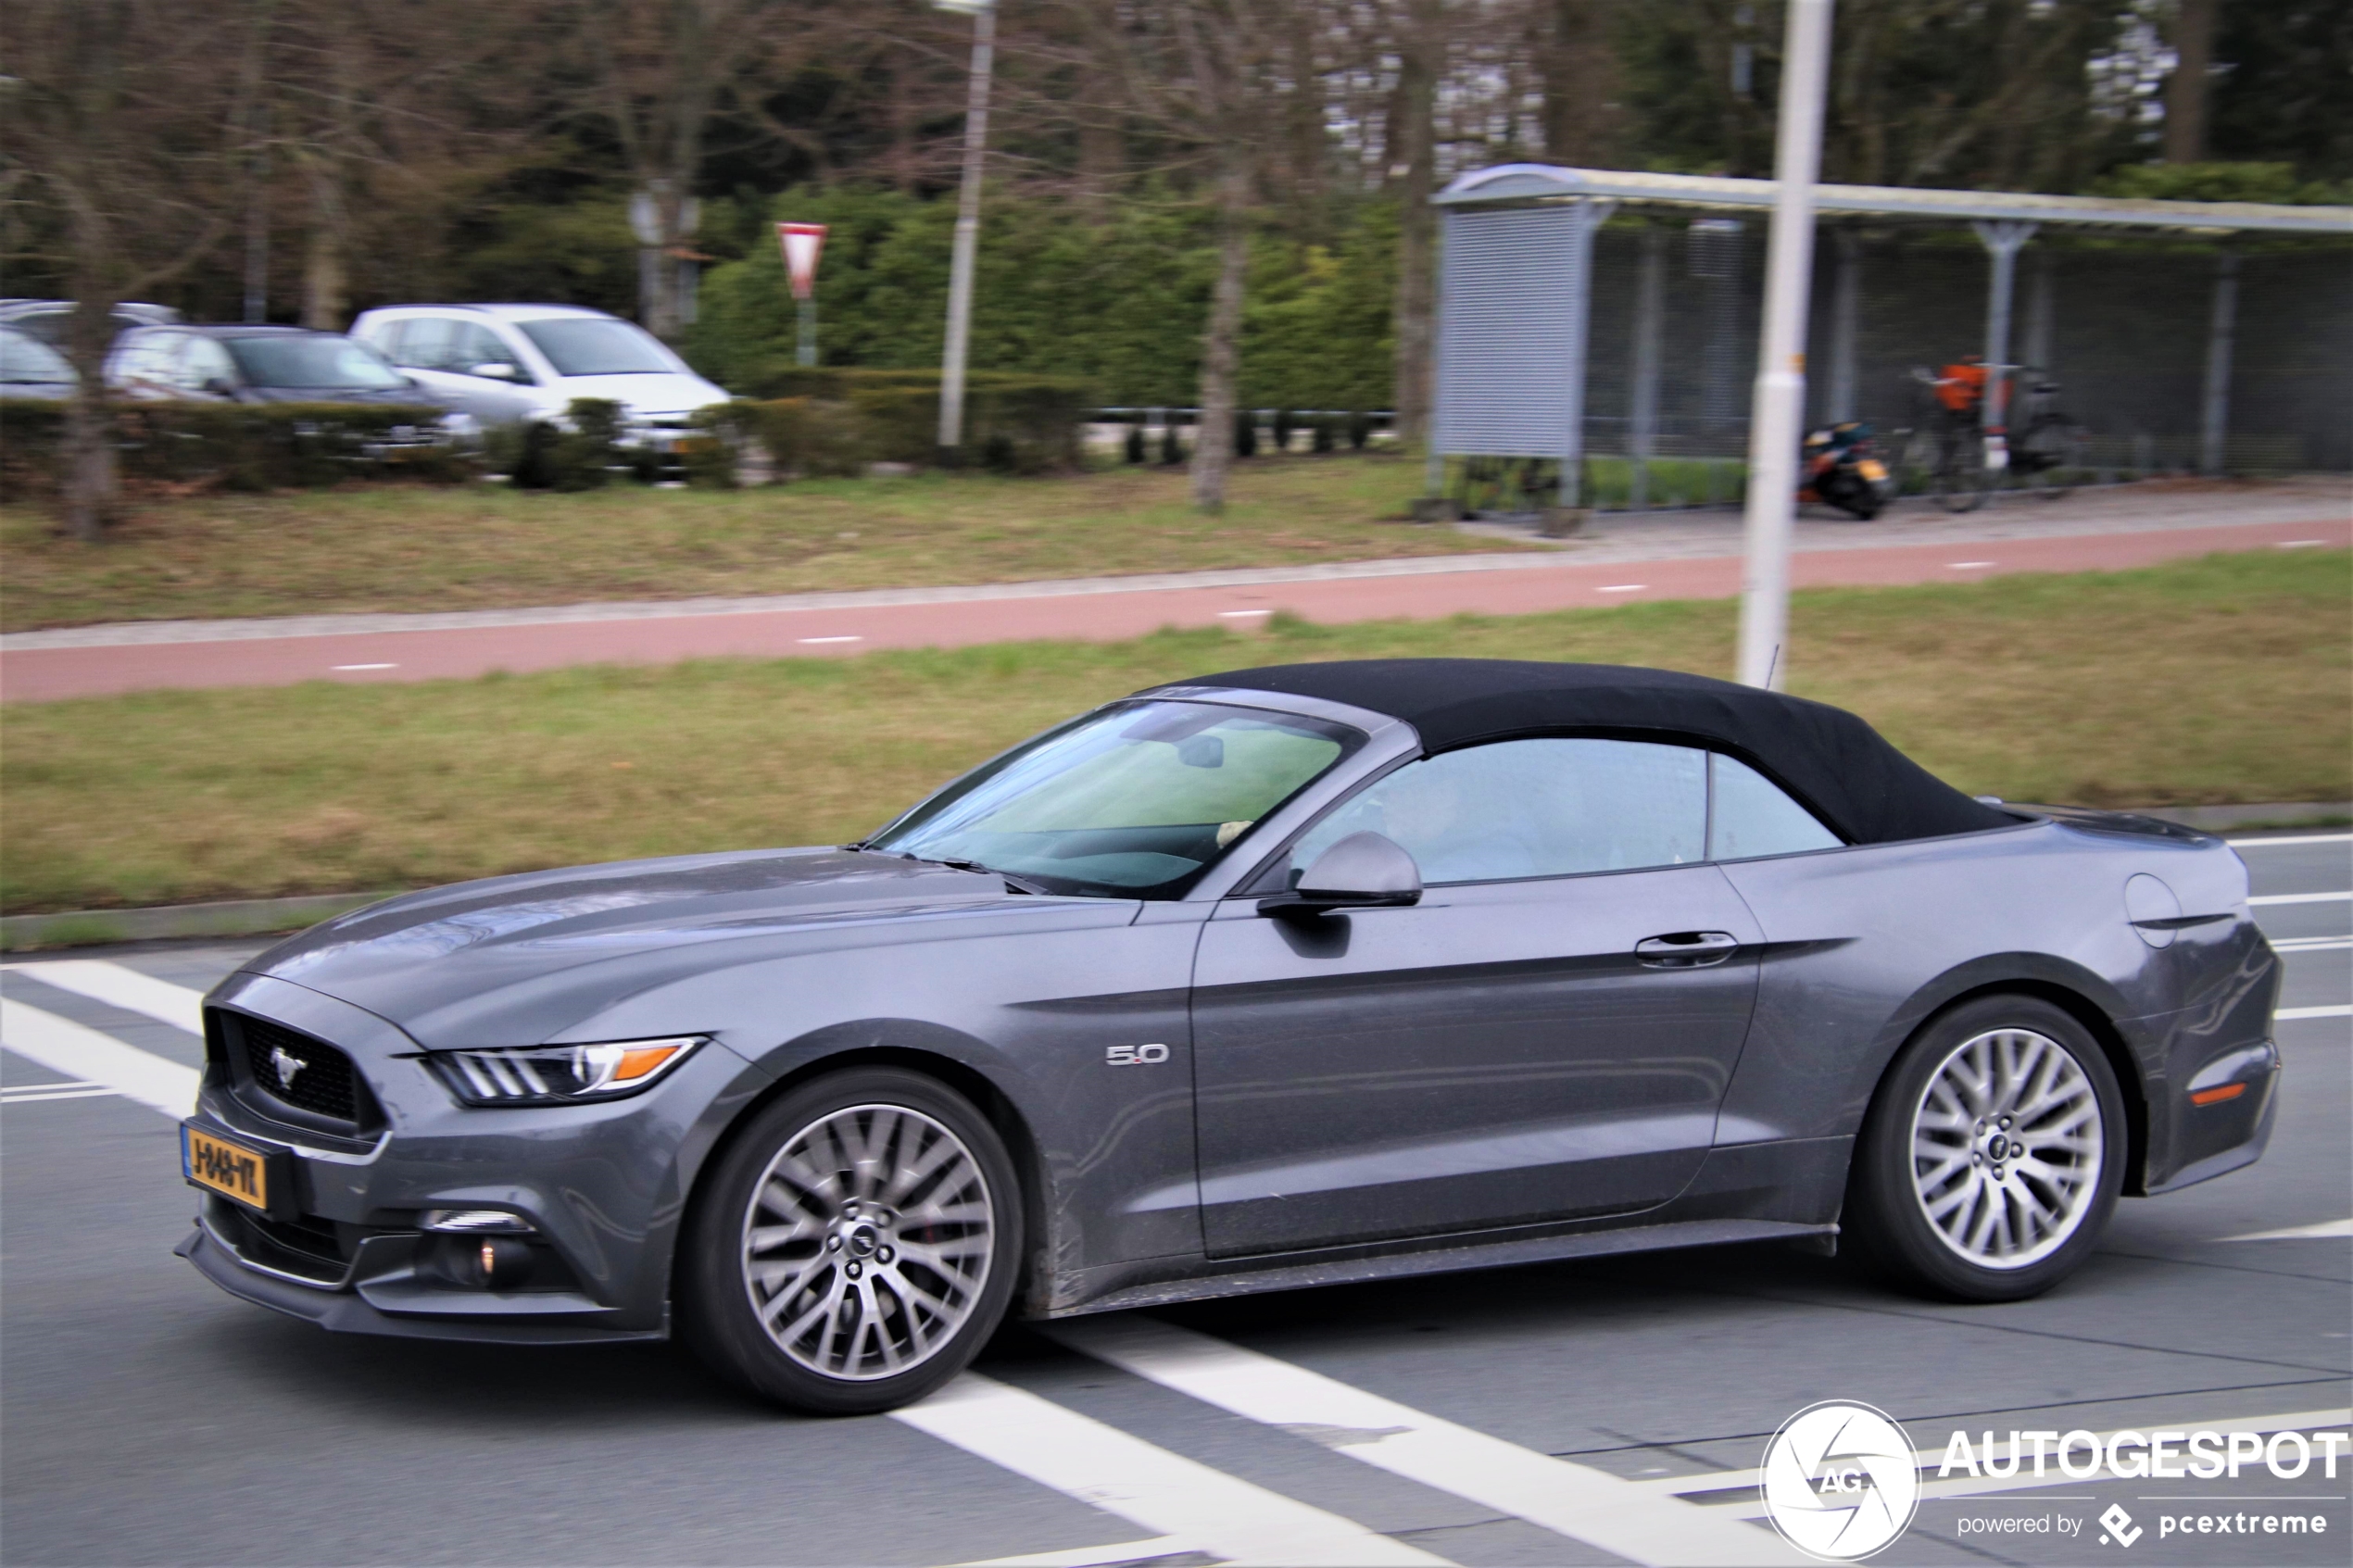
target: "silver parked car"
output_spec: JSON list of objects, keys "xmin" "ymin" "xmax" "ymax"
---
[{"xmin": 348, "ymin": 304, "xmax": 729, "ymax": 452}]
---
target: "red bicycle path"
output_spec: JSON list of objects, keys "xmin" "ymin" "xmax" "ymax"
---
[{"xmin": 5, "ymin": 515, "xmax": 2345, "ymax": 704}]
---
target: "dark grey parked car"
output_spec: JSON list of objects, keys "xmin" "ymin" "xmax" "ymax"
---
[{"xmin": 180, "ymin": 661, "xmax": 2281, "ymax": 1413}]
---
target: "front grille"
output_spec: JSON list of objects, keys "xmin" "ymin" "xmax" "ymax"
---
[{"xmin": 238, "ymin": 1016, "xmax": 361, "ymax": 1123}]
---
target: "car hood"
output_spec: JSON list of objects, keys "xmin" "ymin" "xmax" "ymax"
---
[
  {"xmin": 548, "ymin": 370, "xmax": 728, "ymax": 418},
  {"xmin": 234, "ymin": 847, "xmax": 1069, "ymax": 1042}
]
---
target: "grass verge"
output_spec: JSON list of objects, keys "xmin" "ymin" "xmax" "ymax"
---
[
  {"xmin": 2, "ymin": 548, "xmax": 2344, "ymax": 913},
  {"xmin": 0, "ymin": 455, "xmax": 1518, "ymax": 633}
]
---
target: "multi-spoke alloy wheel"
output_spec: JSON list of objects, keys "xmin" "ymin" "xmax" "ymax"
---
[
  {"xmin": 679, "ymin": 1068, "xmax": 1021, "ymax": 1414},
  {"xmin": 742, "ymin": 1103, "xmax": 995, "ymax": 1381},
  {"xmin": 1908, "ymin": 1029, "xmax": 2103, "ymax": 1270},
  {"xmin": 1847, "ymin": 996, "xmax": 2123, "ymax": 1303}
]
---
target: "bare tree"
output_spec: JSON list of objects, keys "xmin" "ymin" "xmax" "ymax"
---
[
  {"xmin": 2163, "ymin": 0, "xmax": 2216, "ymax": 163},
  {"xmin": 581, "ymin": 0, "xmax": 776, "ymax": 341},
  {"xmin": 1388, "ymin": 0, "xmax": 1443, "ymax": 448},
  {"xmin": 3, "ymin": 0, "xmax": 264, "ymax": 540}
]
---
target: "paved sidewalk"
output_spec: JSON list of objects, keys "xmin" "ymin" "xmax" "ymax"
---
[{"xmin": 4, "ymin": 480, "xmax": 2344, "ymax": 702}]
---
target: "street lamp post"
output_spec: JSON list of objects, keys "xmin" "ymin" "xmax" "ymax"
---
[
  {"xmin": 936, "ymin": 0, "xmax": 997, "ymax": 463},
  {"xmin": 1735, "ymin": 0, "xmax": 1833, "ymax": 691}
]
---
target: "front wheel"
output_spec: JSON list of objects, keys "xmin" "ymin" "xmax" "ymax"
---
[
  {"xmin": 1845, "ymin": 995, "xmax": 2125, "ymax": 1302},
  {"xmin": 677, "ymin": 1068, "xmax": 1023, "ymax": 1414}
]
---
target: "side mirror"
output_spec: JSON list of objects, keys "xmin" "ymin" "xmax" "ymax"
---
[
  {"xmin": 1259, "ymin": 832, "xmax": 1422, "ymax": 916},
  {"xmin": 469, "ymin": 362, "xmax": 519, "ymax": 382},
  {"xmin": 200, "ymin": 376, "xmax": 239, "ymax": 399}
]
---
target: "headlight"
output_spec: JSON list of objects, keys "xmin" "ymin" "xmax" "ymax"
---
[{"xmin": 425, "ymin": 1035, "xmax": 704, "ymax": 1106}]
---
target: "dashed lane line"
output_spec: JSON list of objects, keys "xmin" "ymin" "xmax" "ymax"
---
[
  {"xmin": 2278, "ymin": 1005, "xmax": 2353, "ymax": 1021},
  {"xmin": 6, "ymin": 960, "xmax": 206, "ymax": 1035},
  {"xmin": 2228, "ymin": 834, "xmax": 2351, "ymax": 848},
  {"xmin": 1049, "ymin": 1315, "xmax": 1802, "ymax": 1568},
  {"xmin": 953, "ymin": 1537, "xmax": 1195, "ymax": 1568},
  {"xmin": 1, "ymin": 1080, "xmax": 120, "ymax": 1103},
  {"xmin": 2222, "ymin": 1219, "xmax": 2353, "ymax": 1242},
  {"xmin": 893, "ymin": 1373, "xmax": 1453, "ymax": 1568},
  {"xmin": 0, "ymin": 1000, "xmax": 197, "ymax": 1116},
  {"xmin": 2249, "ymin": 892, "xmax": 2353, "ymax": 907}
]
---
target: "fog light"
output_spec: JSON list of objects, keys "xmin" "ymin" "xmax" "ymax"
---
[
  {"xmin": 422, "ymin": 1209, "xmax": 535, "ymax": 1234},
  {"xmin": 475, "ymin": 1236, "xmax": 535, "ymax": 1289}
]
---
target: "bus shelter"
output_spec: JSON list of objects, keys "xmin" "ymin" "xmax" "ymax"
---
[{"xmin": 1429, "ymin": 165, "xmax": 2353, "ymax": 512}]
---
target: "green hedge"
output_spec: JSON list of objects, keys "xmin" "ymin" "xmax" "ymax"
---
[
  {"xmin": 708, "ymin": 370, "xmax": 1093, "ymax": 478},
  {"xmin": 0, "ymin": 398, "xmax": 470, "ymax": 499}
]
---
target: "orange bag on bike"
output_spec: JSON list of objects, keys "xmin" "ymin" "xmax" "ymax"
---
[{"xmin": 1935, "ymin": 360, "xmax": 1987, "ymax": 413}]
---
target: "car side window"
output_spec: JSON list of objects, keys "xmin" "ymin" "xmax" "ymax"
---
[
  {"xmin": 1289, "ymin": 738, "xmax": 1708, "ymax": 885},
  {"xmin": 394, "ymin": 316, "xmax": 457, "ymax": 370},
  {"xmin": 1706, "ymin": 754, "xmax": 1842, "ymax": 860},
  {"xmin": 451, "ymin": 322, "xmax": 527, "ymax": 381}
]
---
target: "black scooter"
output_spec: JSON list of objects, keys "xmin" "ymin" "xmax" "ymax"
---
[{"xmin": 1799, "ymin": 420, "xmax": 1895, "ymax": 520}]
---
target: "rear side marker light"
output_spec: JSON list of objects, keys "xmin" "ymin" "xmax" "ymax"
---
[{"xmin": 2190, "ymin": 1083, "xmax": 2246, "ymax": 1107}]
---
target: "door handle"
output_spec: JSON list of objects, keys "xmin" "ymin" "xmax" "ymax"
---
[{"xmin": 1635, "ymin": 931, "xmax": 1741, "ymax": 968}]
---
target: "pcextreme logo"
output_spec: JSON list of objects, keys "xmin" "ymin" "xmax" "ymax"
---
[{"xmin": 1760, "ymin": 1400, "xmax": 1922, "ymax": 1562}]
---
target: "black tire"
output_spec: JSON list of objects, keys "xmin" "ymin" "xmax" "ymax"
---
[
  {"xmin": 677, "ymin": 1067, "xmax": 1024, "ymax": 1415},
  {"xmin": 1845, "ymin": 995, "xmax": 2126, "ymax": 1302}
]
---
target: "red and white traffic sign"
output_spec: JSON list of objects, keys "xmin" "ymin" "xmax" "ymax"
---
[{"xmin": 776, "ymin": 223, "xmax": 827, "ymax": 301}]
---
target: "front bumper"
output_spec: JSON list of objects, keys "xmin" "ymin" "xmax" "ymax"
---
[
  {"xmin": 179, "ymin": 973, "xmax": 767, "ymax": 1344},
  {"xmin": 177, "ymin": 1223, "xmax": 663, "ymax": 1346}
]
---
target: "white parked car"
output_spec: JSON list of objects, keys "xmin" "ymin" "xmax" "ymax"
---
[{"xmin": 347, "ymin": 304, "xmax": 729, "ymax": 452}]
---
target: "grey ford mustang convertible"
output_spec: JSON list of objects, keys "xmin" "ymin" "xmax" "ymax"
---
[{"xmin": 181, "ymin": 660, "xmax": 2281, "ymax": 1413}]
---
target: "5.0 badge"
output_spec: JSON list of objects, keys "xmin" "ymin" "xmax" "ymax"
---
[{"xmin": 1105, "ymin": 1044, "xmax": 1171, "ymax": 1066}]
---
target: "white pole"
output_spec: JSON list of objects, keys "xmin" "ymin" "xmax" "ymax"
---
[
  {"xmin": 1736, "ymin": 0, "xmax": 1833, "ymax": 691},
  {"xmin": 937, "ymin": 1, "xmax": 997, "ymax": 458}
]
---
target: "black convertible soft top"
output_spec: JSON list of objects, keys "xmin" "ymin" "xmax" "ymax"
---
[{"xmin": 1165, "ymin": 659, "xmax": 2015, "ymax": 846}]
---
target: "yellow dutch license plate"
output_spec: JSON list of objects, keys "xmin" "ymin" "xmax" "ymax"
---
[
  {"xmin": 183, "ymin": 1123, "xmax": 271, "ymax": 1211},
  {"xmin": 1857, "ymin": 458, "xmax": 1889, "ymax": 482}
]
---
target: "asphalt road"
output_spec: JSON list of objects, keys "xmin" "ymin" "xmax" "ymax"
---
[{"xmin": 3, "ymin": 834, "xmax": 2346, "ymax": 1568}]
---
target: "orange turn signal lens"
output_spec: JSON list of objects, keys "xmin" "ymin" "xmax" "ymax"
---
[
  {"xmin": 611, "ymin": 1044, "xmax": 688, "ymax": 1083},
  {"xmin": 2188, "ymin": 1083, "xmax": 2246, "ymax": 1107}
]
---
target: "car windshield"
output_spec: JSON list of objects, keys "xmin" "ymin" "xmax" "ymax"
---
[
  {"xmin": 516, "ymin": 318, "xmax": 675, "ymax": 377},
  {"xmin": 867, "ymin": 700, "xmax": 1364, "ymax": 898},
  {"xmin": 0, "ymin": 330, "xmax": 72, "ymax": 384},
  {"xmin": 227, "ymin": 336, "xmax": 409, "ymax": 390}
]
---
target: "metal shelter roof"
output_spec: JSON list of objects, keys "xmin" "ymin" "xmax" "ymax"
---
[{"xmin": 1435, "ymin": 164, "xmax": 2353, "ymax": 236}]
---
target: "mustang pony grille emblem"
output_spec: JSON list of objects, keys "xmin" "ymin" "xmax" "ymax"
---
[{"xmin": 269, "ymin": 1045, "xmax": 308, "ymax": 1091}]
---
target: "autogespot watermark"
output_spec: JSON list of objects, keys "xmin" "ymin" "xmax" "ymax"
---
[
  {"xmin": 1764, "ymin": 1403, "xmax": 2350, "ymax": 1561},
  {"xmin": 1761, "ymin": 1401, "xmax": 1921, "ymax": 1562}
]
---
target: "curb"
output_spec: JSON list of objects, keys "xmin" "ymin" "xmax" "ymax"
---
[
  {"xmin": 0, "ymin": 891, "xmax": 395, "ymax": 952},
  {"xmin": 2, "ymin": 802, "xmax": 2343, "ymax": 952}
]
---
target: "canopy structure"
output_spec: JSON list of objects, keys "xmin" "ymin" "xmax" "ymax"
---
[{"xmin": 1428, "ymin": 164, "xmax": 2353, "ymax": 504}]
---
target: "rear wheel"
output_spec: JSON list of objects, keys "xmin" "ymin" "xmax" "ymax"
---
[
  {"xmin": 677, "ymin": 1068, "xmax": 1022, "ymax": 1414},
  {"xmin": 1846, "ymin": 995, "xmax": 2124, "ymax": 1301}
]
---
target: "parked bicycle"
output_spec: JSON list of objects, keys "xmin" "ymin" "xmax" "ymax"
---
[{"xmin": 1902, "ymin": 359, "xmax": 2091, "ymax": 511}]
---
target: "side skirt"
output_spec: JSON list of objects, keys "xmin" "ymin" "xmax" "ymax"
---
[{"xmin": 1038, "ymin": 1216, "xmax": 1835, "ymax": 1320}]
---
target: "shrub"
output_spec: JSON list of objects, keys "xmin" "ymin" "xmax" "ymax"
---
[
  {"xmin": 1348, "ymin": 411, "xmax": 1373, "ymax": 450},
  {"xmin": 1124, "ymin": 422, "xmax": 1147, "ymax": 464},
  {"xmin": 0, "ymin": 397, "xmax": 472, "ymax": 501},
  {"xmin": 1233, "ymin": 408, "xmax": 1258, "ymax": 458},
  {"xmin": 1160, "ymin": 422, "xmax": 1185, "ymax": 464},
  {"xmin": 1271, "ymin": 408, "xmax": 1296, "ymax": 454},
  {"xmin": 1312, "ymin": 416, "xmax": 1337, "ymax": 454}
]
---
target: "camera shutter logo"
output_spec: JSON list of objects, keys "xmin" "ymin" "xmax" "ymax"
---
[{"xmin": 1761, "ymin": 1400, "xmax": 1921, "ymax": 1561}]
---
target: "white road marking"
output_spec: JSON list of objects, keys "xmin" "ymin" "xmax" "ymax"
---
[
  {"xmin": 2248, "ymin": 891, "xmax": 2352, "ymax": 906},
  {"xmin": 1218, "ymin": 609, "xmax": 1273, "ymax": 618},
  {"xmin": 2227, "ymin": 833, "xmax": 2351, "ymax": 847},
  {"xmin": 0, "ymin": 1000, "xmax": 197, "ymax": 1117},
  {"xmin": 1597, "ymin": 583, "xmax": 1648, "ymax": 594},
  {"xmin": 2271, "ymin": 935, "xmax": 2353, "ymax": 952},
  {"xmin": 1050, "ymin": 1316, "xmax": 1800, "ymax": 1567},
  {"xmin": 1637, "ymin": 1408, "xmax": 2353, "ymax": 1508},
  {"xmin": 2278, "ymin": 1004, "xmax": 2353, "ymax": 1021},
  {"xmin": 796, "ymin": 635, "xmax": 863, "ymax": 645},
  {"xmin": 2275, "ymin": 539, "xmax": 2331, "ymax": 548},
  {"xmin": 2221, "ymin": 1219, "xmax": 2353, "ymax": 1242},
  {"xmin": 954, "ymin": 1538, "xmax": 1194, "ymax": 1568},
  {"xmin": 1947, "ymin": 560, "xmax": 1996, "ymax": 569},
  {"xmin": 7, "ymin": 960, "xmax": 206, "ymax": 1035},
  {"xmin": 893, "ymin": 1373, "xmax": 1450, "ymax": 1568},
  {"xmin": 331, "ymin": 662, "xmax": 398, "ymax": 671},
  {"xmin": 1, "ymin": 1082, "xmax": 120, "ymax": 1103}
]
